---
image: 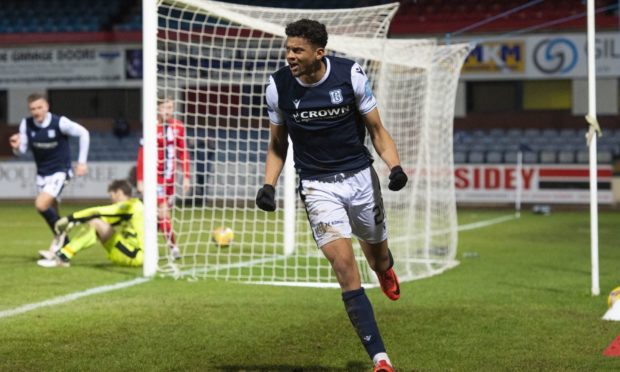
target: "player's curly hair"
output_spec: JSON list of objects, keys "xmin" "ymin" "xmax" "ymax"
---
[{"xmin": 285, "ymin": 19, "xmax": 328, "ymax": 48}]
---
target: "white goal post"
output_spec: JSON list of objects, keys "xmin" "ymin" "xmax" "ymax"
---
[{"xmin": 143, "ymin": 0, "xmax": 472, "ymax": 287}]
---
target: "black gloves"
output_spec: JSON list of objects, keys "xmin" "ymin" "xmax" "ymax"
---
[
  {"xmin": 256, "ymin": 184, "xmax": 276, "ymax": 211},
  {"xmin": 388, "ymin": 166, "xmax": 408, "ymax": 191}
]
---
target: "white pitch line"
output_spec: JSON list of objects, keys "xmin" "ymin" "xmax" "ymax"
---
[
  {"xmin": 1, "ymin": 257, "xmax": 279, "ymax": 320},
  {"xmin": 0, "ymin": 277, "xmax": 150, "ymax": 320},
  {"xmin": 1, "ymin": 214, "xmax": 516, "ymax": 320},
  {"xmin": 457, "ymin": 214, "xmax": 516, "ymax": 232}
]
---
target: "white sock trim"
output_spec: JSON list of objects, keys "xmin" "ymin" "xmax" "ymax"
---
[{"xmin": 372, "ymin": 352, "xmax": 391, "ymax": 366}]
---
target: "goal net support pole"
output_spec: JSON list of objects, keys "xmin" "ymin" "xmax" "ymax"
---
[
  {"xmin": 142, "ymin": 0, "xmax": 159, "ymax": 277},
  {"xmin": 586, "ymin": 0, "xmax": 600, "ymax": 296}
]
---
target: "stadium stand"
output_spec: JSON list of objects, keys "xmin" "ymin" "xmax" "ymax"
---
[
  {"xmin": 0, "ymin": 0, "xmax": 618, "ymax": 167},
  {"xmin": 0, "ymin": 0, "xmax": 617, "ymax": 35},
  {"xmin": 0, "ymin": 0, "xmax": 136, "ymax": 33},
  {"xmin": 452, "ymin": 128, "xmax": 620, "ymax": 165},
  {"xmin": 391, "ymin": 0, "xmax": 619, "ymax": 34}
]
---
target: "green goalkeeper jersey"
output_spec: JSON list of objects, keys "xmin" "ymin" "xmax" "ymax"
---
[{"xmin": 68, "ymin": 198, "xmax": 144, "ymax": 249}]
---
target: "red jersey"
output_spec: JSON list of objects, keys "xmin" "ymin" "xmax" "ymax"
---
[{"xmin": 137, "ymin": 118, "xmax": 189, "ymax": 185}]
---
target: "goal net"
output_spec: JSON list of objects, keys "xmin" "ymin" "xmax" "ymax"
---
[{"xmin": 149, "ymin": 0, "xmax": 472, "ymax": 286}]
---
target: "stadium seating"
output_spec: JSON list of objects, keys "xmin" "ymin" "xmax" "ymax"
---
[
  {"xmin": 0, "ymin": 0, "xmax": 134, "ymax": 33},
  {"xmin": 8, "ymin": 126, "xmax": 616, "ymax": 165},
  {"xmin": 452, "ymin": 128, "xmax": 619, "ymax": 165},
  {"xmin": 2, "ymin": 0, "xmax": 615, "ymax": 35},
  {"xmin": 390, "ymin": 0, "xmax": 619, "ymax": 34}
]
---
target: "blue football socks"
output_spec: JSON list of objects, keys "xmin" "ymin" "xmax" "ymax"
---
[
  {"xmin": 39, "ymin": 208, "xmax": 60, "ymax": 234},
  {"xmin": 342, "ymin": 287, "xmax": 386, "ymax": 360}
]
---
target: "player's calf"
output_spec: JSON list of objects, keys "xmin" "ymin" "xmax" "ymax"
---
[{"xmin": 376, "ymin": 249, "xmax": 400, "ymax": 301}]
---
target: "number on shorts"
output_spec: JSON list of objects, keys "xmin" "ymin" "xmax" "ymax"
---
[{"xmin": 373, "ymin": 204, "xmax": 385, "ymax": 225}]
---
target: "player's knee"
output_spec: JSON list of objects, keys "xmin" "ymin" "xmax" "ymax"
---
[
  {"xmin": 34, "ymin": 198, "xmax": 51, "ymax": 211},
  {"xmin": 331, "ymin": 255, "xmax": 357, "ymax": 275}
]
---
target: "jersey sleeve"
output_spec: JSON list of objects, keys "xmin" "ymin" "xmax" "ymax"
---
[
  {"xmin": 173, "ymin": 120, "xmax": 190, "ymax": 178},
  {"xmin": 16, "ymin": 119, "xmax": 28, "ymax": 155},
  {"xmin": 69, "ymin": 201, "xmax": 133, "ymax": 225},
  {"xmin": 265, "ymin": 76, "xmax": 284, "ymax": 125},
  {"xmin": 59, "ymin": 116, "xmax": 90, "ymax": 163},
  {"xmin": 136, "ymin": 138, "xmax": 144, "ymax": 183},
  {"xmin": 351, "ymin": 63, "xmax": 377, "ymax": 115}
]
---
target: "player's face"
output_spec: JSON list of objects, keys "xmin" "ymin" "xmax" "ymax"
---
[
  {"xmin": 285, "ymin": 37, "xmax": 324, "ymax": 80},
  {"xmin": 157, "ymin": 100, "xmax": 174, "ymax": 122},
  {"xmin": 28, "ymin": 98, "xmax": 49, "ymax": 123},
  {"xmin": 108, "ymin": 190, "xmax": 126, "ymax": 203}
]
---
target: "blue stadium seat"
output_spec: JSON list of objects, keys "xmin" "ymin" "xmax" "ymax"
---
[
  {"xmin": 467, "ymin": 150, "xmax": 485, "ymax": 163},
  {"xmin": 598, "ymin": 150, "xmax": 613, "ymax": 164},
  {"xmin": 539, "ymin": 149, "xmax": 557, "ymax": 164},
  {"xmin": 505, "ymin": 128, "xmax": 523, "ymax": 141},
  {"xmin": 485, "ymin": 150, "xmax": 503, "ymax": 164},
  {"xmin": 559, "ymin": 128, "xmax": 577, "ymax": 138},
  {"xmin": 557, "ymin": 150, "xmax": 576, "ymax": 164},
  {"xmin": 453, "ymin": 151, "xmax": 467, "ymax": 164},
  {"xmin": 576, "ymin": 150, "xmax": 589, "ymax": 164},
  {"xmin": 541, "ymin": 128, "xmax": 559, "ymax": 138},
  {"xmin": 523, "ymin": 128, "xmax": 541, "ymax": 138},
  {"xmin": 504, "ymin": 150, "xmax": 538, "ymax": 164}
]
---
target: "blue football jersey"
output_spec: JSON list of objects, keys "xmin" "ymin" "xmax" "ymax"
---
[
  {"xmin": 266, "ymin": 56, "xmax": 378, "ymax": 179},
  {"xmin": 26, "ymin": 114, "xmax": 72, "ymax": 176}
]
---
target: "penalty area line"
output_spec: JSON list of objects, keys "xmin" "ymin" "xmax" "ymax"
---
[{"xmin": 0, "ymin": 277, "xmax": 150, "ymax": 320}]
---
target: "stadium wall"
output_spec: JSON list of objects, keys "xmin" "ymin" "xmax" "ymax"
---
[{"xmin": 0, "ymin": 161, "xmax": 613, "ymax": 205}]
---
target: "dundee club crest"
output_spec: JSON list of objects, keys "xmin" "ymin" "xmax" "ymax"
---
[{"xmin": 329, "ymin": 89, "xmax": 343, "ymax": 104}]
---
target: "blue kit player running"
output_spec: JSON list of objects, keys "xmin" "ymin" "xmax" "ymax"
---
[
  {"xmin": 9, "ymin": 92, "xmax": 90, "ymax": 254},
  {"xmin": 255, "ymin": 19, "xmax": 408, "ymax": 372}
]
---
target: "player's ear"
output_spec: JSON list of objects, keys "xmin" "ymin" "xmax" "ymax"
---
[{"xmin": 315, "ymin": 47, "xmax": 325, "ymax": 61}]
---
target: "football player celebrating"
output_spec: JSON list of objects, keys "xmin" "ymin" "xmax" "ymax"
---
[
  {"xmin": 256, "ymin": 19, "xmax": 408, "ymax": 372},
  {"xmin": 9, "ymin": 92, "xmax": 90, "ymax": 255},
  {"xmin": 136, "ymin": 95, "xmax": 190, "ymax": 260}
]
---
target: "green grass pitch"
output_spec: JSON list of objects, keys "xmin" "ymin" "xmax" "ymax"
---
[{"xmin": 1, "ymin": 201, "xmax": 620, "ymax": 371}]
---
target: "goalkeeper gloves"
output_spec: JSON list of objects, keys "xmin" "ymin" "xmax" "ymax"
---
[
  {"xmin": 256, "ymin": 184, "xmax": 276, "ymax": 212},
  {"xmin": 54, "ymin": 217, "xmax": 70, "ymax": 235},
  {"xmin": 388, "ymin": 165, "xmax": 408, "ymax": 191}
]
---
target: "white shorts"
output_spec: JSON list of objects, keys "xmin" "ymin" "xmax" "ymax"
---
[
  {"xmin": 299, "ymin": 166, "xmax": 387, "ymax": 248},
  {"xmin": 36, "ymin": 172, "xmax": 70, "ymax": 199}
]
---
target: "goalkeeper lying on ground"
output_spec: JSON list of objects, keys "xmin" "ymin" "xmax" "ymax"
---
[{"xmin": 37, "ymin": 179, "xmax": 144, "ymax": 268}]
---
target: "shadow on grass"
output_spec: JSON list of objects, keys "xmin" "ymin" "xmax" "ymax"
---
[
  {"xmin": 497, "ymin": 280, "xmax": 565, "ymax": 294},
  {"xmin": 87, "ymin": 262, "xmax": 143, "ymax": 277},
  {"xmin": 217, "ymin": 361, "xmax": 367, "ymax": 371}
]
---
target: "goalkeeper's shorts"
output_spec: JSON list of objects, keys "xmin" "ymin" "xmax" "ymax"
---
[
  {"xmin": 299, "ymin": 166, "xmax": 387, "ymax": 249},
  {"xmin": 103, "ymin": 232, "xmax": 143, "ymax": 267}
]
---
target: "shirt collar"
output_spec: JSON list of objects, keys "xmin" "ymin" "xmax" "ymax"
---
[
  {"xmin": 295, "ymin": 56, "xmax": 331, "ymax": 88},
  {"xmin": 33, "ymin": 112, "xmax": 52, "ymax": 128}
]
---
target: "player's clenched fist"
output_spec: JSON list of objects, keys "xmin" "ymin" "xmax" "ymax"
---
[
  {"xmin": 388, "ymin": 165, "xmax": 408, "ymax": 191},
  {"xmin": 9, "ymin": 133, "xmax": 20, "ymax": 149},
  {"xmin": 256, "ymin": 184, "xmax": 276, "ymax": 212}
]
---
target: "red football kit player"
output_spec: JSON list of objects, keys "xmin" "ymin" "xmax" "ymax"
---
[{"xmin": 137, "ymin": 97, "xmax": 190, "ymax": 259}]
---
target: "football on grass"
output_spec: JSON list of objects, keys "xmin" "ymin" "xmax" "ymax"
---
[{"xmin": 212, "ymin": 226, "xmax": 234, "ymax": 247}]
